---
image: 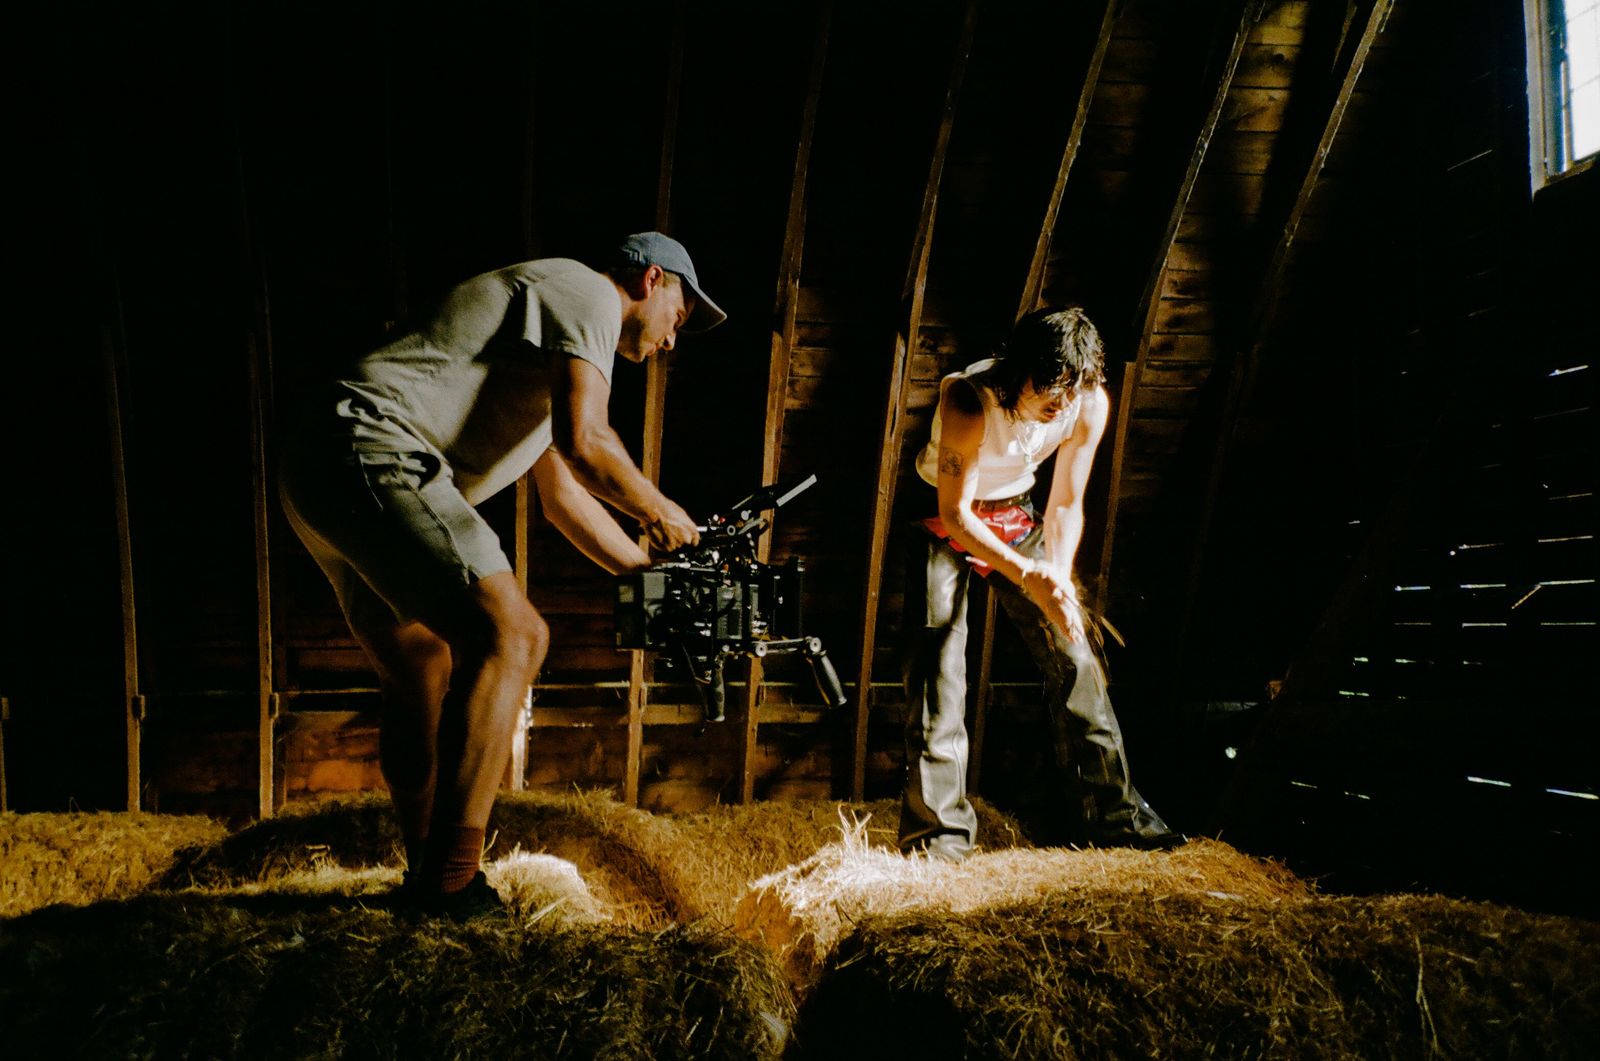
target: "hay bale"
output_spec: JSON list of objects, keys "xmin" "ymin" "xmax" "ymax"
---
[
  {"xmin": 161, "ymin": 790, "xmax": 687, "ymax": 927},
  {"xmin": 489, "ymin": 849, "xmax": 610, "ymax": 925},
  {"xmin": 791, "ymin": 890, "xmax": 1600, "ymax": 1060},
  {"xmin": 489, "ymin": 789, "xmax": 694, "ymax": 928},
  {"xmin": 163, "ymin": 792, "xmax": 402, "ymax": 887},
  {"xmin": 733, "ymin": 822, "xmax": 1310, "ymax": 987},
  {"xmin": 159, "ymin": 789, "xmax": 1036, "ymax": 931},
  {"xmin": 0, "ymin": 885, "xmax": 794, "ymax": 1060},
  {"xmin": 672, "ymin": 796, "xmax": 1034, "ymax": 924},
  {"xmin": 0, "ymin": 810, "xmax": 227, "ymax": 917}
]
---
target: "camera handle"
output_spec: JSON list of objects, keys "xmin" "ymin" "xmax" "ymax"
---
[
  {"xmin": 679, "ymin": 642, "xmax": 737, "ymax": 723},
  {"xmin": 750, "ymin": 637, "xmax": 849, "ymax": 710}
]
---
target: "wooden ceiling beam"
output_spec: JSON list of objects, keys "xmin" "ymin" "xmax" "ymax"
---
[
  {"xmin": 103, "ymin": 305, "xmax": 143, "ymax": 812},
  {"xmin": 738, "ymin": 0, "xmax": 832, "ymax": 805},
  {"xmin": 624, "ymin": 0, "xmax": 688, "ymax": 808},
  {"xmin": 851, "ymin": 0, "xmax": 978, "ymax": 801},
  {"xmin": 1172, "ymin": 0, "xmax": 1395, "ymax": 682},
  {"xmin": 1015, "ymin": 0, "xmax": 1119, "ymax": 322},
  {"xmin": 1097, "ymin": 0, "xmax": 1266, "ymax": 610}
]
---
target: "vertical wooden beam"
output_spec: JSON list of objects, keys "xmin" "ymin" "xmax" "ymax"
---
[
  {"xmin": 503, "ymin": 476, "xmax": 531, "ymax": 792},
  {"xmin": 969, "ymin": 0, "xmax": 1119, "ymax": 789},
  {"xmin": 1173, "ymin": 0, "xmax": 1393, "ymax": 679},
  {"xmin": 851, "ymin": 0, "xmax": 978, "ymax": 801},
  {"xmin": 0, "ymin": 696, "xmax": 9, "ymax": 812},
  {"xmin": 1097, "ymin": 0, "xmax": 1265, "ymax": 608},
  {"xmin": 738, "ymin": 0, "xmax": 832, "ymax": 804},
  {"xmin": 1094, "ymin": 361, "xmax": 1141, "ymax": 609},
  {"xmin": 506, "ymin": 5, "xmax": 539, "ymax": 795},
  {"xmin": 246, "ymin": 330, "xmax": 279, "ymax": 819},
  {"xmin": 103, "ymin": 309, "xmax": 142, "ymax": 812},
  {"xmin": 229, "ymin": 33, "xmax": 282, "ymax": 820},
  {"xmin": 624, "ymin": 0, "xmax": 688, "ymax": 807}
]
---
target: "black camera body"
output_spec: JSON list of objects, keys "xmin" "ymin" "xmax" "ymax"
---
[{"xmin": 614, "ymin": 475, "xmax": 846, "ymax": 722}]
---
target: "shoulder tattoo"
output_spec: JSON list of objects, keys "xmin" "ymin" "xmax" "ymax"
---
[{"xmin": 938, "ymin": 446, "xmax": 964, "ymax": 477}]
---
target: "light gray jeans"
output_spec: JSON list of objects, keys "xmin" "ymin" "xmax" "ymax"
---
[{"xmin": 899, "ymin": 524, "xmax": 1171, "ymax": 858}]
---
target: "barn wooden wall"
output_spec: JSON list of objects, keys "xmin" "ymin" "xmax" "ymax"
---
[{"xmin": 4, "ymin": 0, "xmax": 1593, "ymax": 902}]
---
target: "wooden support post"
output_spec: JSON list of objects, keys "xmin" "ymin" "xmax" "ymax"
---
[
  {"xmin": 502, "ymin": 477, "xmax": 531, "ymax": 792},
  {"xmin": 0, "ymin": 696, "xmax": 10, "ymax": 812},
  {"xmin": 967, "ymin": 1, "xmax": 1119, "ymax": 784},
  {"xmin": 851, "ymin": 0, "xmax": 977, "ymax": 801},
  {"xmin": 103, "ymin": 313, "xmax": 142, "ymax": 812},
  {"xmin": 1173, "ymin": 0, "xmax": 1393, "ymax": 681},
  {"xmin": 1097, "ymin": 0, "xmax": 1264, "ymax": 611},
  {"xmin": 738, "ymin": 0, "xmax": 831, "ymax": 804},
  {"xmin": 246, "ymin": 329, "xmax": 279, "ymax": 819},
  {"xmin": 624, "ymin": 0, "xmax": 687, "ymax": 807},
  {"xmin": 232, "ymin": 65, "xmax": 282, "ymax": 819}
]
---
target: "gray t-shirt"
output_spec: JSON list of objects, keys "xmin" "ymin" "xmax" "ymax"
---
[{"xmin": 330, "ymin": 258, "xmax": 620, "ymax": 505}]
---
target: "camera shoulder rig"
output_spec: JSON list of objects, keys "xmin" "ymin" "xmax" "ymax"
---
[{"xmin": 614, "ymin": 473, "xmax": 847, "ymax": 722}]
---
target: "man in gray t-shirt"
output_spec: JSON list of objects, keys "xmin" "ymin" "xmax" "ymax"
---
[{"xmin": 279, "ymin": 232, "xmax": 725, "ymax": 918}]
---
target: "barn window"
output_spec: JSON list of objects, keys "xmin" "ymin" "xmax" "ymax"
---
[{"xmin": 1527, "ymin": 0, "xmax": 1600, "ymax": 185}]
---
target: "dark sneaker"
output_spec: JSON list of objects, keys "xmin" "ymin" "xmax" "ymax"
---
[{"xmin": 412, "ymin": 872, "xmax": 507, "ymax": 922}]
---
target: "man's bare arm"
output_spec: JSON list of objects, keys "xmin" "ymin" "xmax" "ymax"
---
[
  {"xmin": 531, "ymin": 446, "xmax": 651, "ymax": 574},
  {"xmin": 1041, "ymin": 383, "xmax": 1110, "ymax": 578},
  {"xmin": 551, "ymin": 354, "xmax": 698, "ymax": 550}
]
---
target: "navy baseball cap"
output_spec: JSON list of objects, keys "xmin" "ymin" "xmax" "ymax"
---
[{"xmin": 615, "ymin": 231, "xmax": 728, "ymax": 332}]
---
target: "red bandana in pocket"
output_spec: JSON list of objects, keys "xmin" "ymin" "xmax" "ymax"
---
[{"xmin": 918, "ymin": 505, "xmax": 1035, "ymax": 578}]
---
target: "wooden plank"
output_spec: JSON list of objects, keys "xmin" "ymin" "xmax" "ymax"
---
[
  {"xmin": 503, "ymin": 477, "xmax": 531, "ymax": 792},
  {"xmin": 1174, "ymin": 0, "xmax": 1395, "ymax": 680},
  {"xmin": 246, "ymin": 330, "xmax": 279, "ymax": 819},
  {"xmin": 1016, "ymin": 0, "xmax": 1118, "ymax": 319},
  {"xmin": 233, "ymin": 79, "xmax": 281, "ymax": 818},
  {"xmin": 103, "ymin": 299, "xmax": 142, "ymax": 811},
  {"xmin": 1098, "ymin": 0, "xmax": 1263, "ymax": 616},
  {"xmin": 739, "ymin": 0, "xmax": 830, "ymax": 805},
  {"xmin": 623, "ymin": 0, "xmax": 687, "ymax": 807},
  {"xmin": 852, "ymin": 0, "xmax": 977, "ymax": 801},
  {"xmin": 1096, "ymin": 361, "xmax": 1142, "ymax": 607},
  {"xmin": 0, "ymin": 697, "xmax": 9, "ymax": 812}
]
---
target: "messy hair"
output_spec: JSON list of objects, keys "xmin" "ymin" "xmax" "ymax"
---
[{"xmin": 987, "ymin": 306, "xmax": 1106, "ymax": 413}]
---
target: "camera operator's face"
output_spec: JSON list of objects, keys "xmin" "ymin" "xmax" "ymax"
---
[{"xmin": 619, "ymin": 270, "xmax": 691, "ymax": 363}]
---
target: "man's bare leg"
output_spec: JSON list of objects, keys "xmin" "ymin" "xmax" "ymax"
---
[
  {"xmin": 353, "ymin": 620, "xmax": 452, "ymax": 872},
  {"xmin": 420, "ymin": 571, "xmax": 549, "ymax": 894}
]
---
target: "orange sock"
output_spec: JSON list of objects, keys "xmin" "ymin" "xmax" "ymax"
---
[{"xmin": 421, "ymin": 824, "xmax": 484, "ymax": 894}]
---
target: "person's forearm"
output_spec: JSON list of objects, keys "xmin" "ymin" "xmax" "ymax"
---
[
  {"xmin": 560, "ymin": 424, "xmax": 674, "ymax": 527},
  {"xmin": 945, "ymin": 507, "xmax": 1039, "ymax": 586},
  {"xmin": 544, "ymin": 492, "xmax": 651, "ymax": 575},
  {"xmin": 1041, "ymin": 506, "xmax": 1083, "ymax": 580}
]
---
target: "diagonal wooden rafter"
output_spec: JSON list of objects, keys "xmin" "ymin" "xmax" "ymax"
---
[
  {"xmin": 1096, "ymin": 0, "xmax": 1266, "ymax": 612},
  {"xmin": 624, "ymin": 0, "xmax": 688, "ymax": 807},
  {"xmin": 851, "ymin": 0, "xmax": 979, "ymax": 801},
  {"xmin": 231, "ymin": 61, "xmax": 282, "ymax": 820},
  {"xmin": 970, "ymin": 0, "xmax": 1120, "ymax": 792},
  {"xmin": 1015, "ymin": 0, "xmax": 1121, "ymax": 322},
  {"xmin": 103, "ymin": 302, "xmax": 143, "ymax": 812},
  {"xmin": 738, "ymin": 0, "xmax": 832, "ymax": 805},
  {"xmin": 1173, "ymin": 0, "xmax": 1395, "ymax": 681}
]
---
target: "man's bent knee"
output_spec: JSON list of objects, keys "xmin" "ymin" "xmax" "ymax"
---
[{"xmin": 450, "ymin": 573, "xmax": 548, "ymax": 677}]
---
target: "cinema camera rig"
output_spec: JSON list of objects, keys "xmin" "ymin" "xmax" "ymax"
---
[{"xmin": 614, "ymin": 474, "xmax": 847, "ymax": 723}]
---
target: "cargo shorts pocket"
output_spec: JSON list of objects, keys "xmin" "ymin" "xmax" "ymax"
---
[{"xmin": 355, "ymin": 451, "xmax": 441, "ymax": 500}]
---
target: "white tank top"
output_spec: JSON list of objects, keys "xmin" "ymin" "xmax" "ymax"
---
[{"xmin": 915, "ymin": 359, "xmax": 1080, "ymax": 500}]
